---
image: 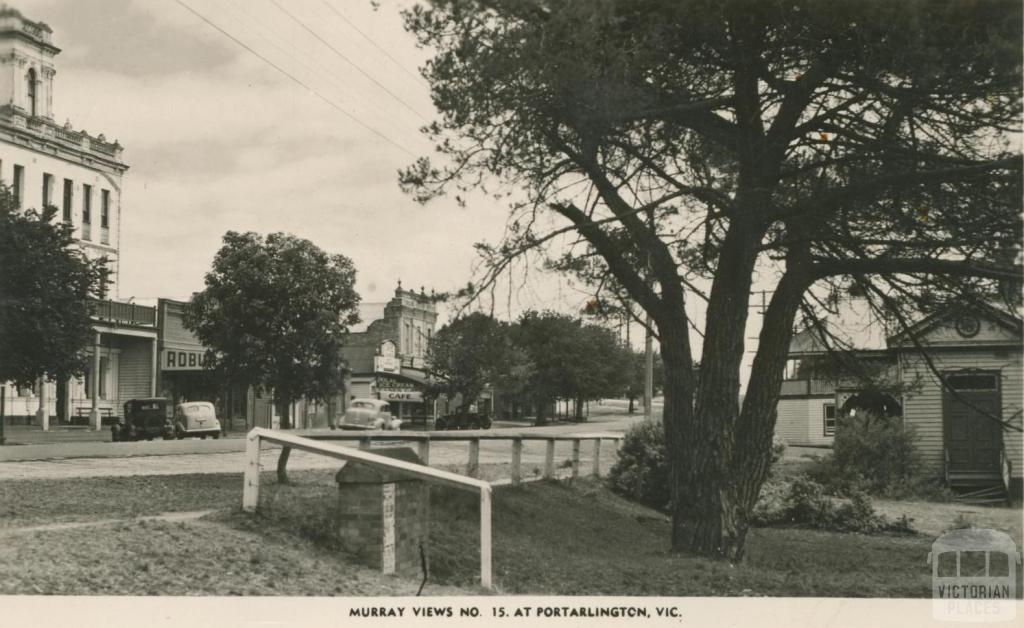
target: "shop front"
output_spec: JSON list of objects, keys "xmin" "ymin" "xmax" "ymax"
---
[
  {"xmin": 156, "ymin": 299, "xmax": 247, "ymax": 426},
  {"xmin": 375, "ymin": 372, "xmax": 432, "ymax": 425}
]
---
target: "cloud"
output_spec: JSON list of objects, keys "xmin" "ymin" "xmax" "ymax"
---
[{"xmin": 11, "ymin": 0, "xmax": 571, "ymax": 319}]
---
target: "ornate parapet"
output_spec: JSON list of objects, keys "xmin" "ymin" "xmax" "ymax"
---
[{"xmin": 0, "ymin": 105, "xmax": 126, "ymax": 168}]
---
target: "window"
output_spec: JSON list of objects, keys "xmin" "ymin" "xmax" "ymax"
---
[
  {"xmin": 100, "ymin": 189, "xmax": 110, "ymax": 228},
  {"xmin": 945, "ymin": 373, "xmax": 999, "ymax": 392},
  {"xmin": 823, "ymin": 403, "xmax": 837, "ymax": 436},
  {"xmin": 26, "ymin": 68, "xmax": 37, "ymax": 117},
  {"xmin": 99, "ymin": 357, "xmax": 108, "ymax": 399},
  {"xmin": 42, "ymin": 173, "xmax": 53, "ymax": 208},
  {"xmin": 62, "ymin": 178, "xmax": 73, "ymax": 222},
  {"xmin": 12, "ymin": 164, "xmax": 23, "ymax": 207},
  {"xmin": 82, "ymin": 184, "xmax": 92, "ymax": 229}
]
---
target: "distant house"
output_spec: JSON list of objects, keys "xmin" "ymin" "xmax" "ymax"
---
[{"xmin": 776, "ymin": 301, "xmax": 1022, "ymax": 497}]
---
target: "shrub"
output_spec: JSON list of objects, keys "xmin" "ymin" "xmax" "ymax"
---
[
  {"xmin": 812, "ymin": 412, "xmax": 922, "ymax": 494},
  {"xmin": 752, "ymin": 476, "xmax": 914, "ymax": 534},
  {"xmin": 770, "ymin": 434, "xmax": 788, "ymax": 465},
  {"xmin": 607, "ymin": 420, "xmax": 669, "ymax": 512},
  {"xmin": 608, "ymin": 422, "xmax": 790, "ymax": 514}
]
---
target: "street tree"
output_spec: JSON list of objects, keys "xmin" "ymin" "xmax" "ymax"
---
[
  {"xmin": 185, "ymin": 231, "xmax": 360, "ymax": 429},
  {"xmin": 426, "ymin": 312, "xmax": 522, "ymax": 413},
  {"xmin": 0, "ymin": 186, "xmax": 108, "ymax": 389},
  {"xmin": 399, "ymin": 0, "xmax": 1023, "ymax": 559}
]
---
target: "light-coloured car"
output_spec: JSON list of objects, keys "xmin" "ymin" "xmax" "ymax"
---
[
  {"xmin": 172, "ymin": 401, "xmax": 222, "ymax": 439},
  {"xmin": 342, "ymin": 398, "xmax": 402, "ymax": 430}
]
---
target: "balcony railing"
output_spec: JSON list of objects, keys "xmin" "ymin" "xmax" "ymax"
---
[
  {"xmin": 89, "ymin": 298, "xmax": 156, "ymax": 327},
  {"xmin": 780, "ymin": 378, "xmax": 837, "ymax": 396}
]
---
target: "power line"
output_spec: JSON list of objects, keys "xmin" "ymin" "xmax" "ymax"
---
[
  {"xmin": 173, "ymin": 0, "xmax": 417, "ymax": 158},
  {"xmin": 268, "ymin": 0, "xmax": 431, "ymax": 123},
  {"xmin": 218, "ymin": 0, "xmax": 417, "ymax": 140},
  {"xmin": 320, "ymin": 0, "xmax": 430, "ymax": 89}
]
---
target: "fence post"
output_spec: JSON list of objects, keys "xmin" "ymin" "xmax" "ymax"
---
[
  {"xmin": 592, "ymin": 439, "xmax": 602, "ymax": 477},
  {"xmin": 417, "ymin": 438, "xmax": 431, "ymax": 466},
  {"xmin": 276, "ymin": 446, "xmax": 291, "ymax": 484},
  {"xmin": 571, "ymin": 438, "xmax": 581, "ymax": 479},
  {"xmin": 468, "ymin": 438, "xmax": 480, "ymax": 478},
  {"xmin": 480, "ymin": 486, "xmax": 493, "ymax": 590},
  {"xmin": 544, "ymin": 439, "xmax": 555, "ymax": 479},
  {"xmin": 511, "ymin": 438, "xmax": 523, "ymax": 486},
  {"xmin": 242, "ymin": 431, "xmax": 261, "ymax": 512}
]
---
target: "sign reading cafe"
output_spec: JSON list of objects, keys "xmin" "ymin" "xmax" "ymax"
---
[
  {"xmin": 376, "ymin": 373, "xmax": 423, "ymax": 402},
  {"xmin": 162, "ymin": 348, "xmax": 208, "ymax": 371}
]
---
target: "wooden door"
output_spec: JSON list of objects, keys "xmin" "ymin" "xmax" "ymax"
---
[{"xmin": 943, "ymin": 372, "xmax": 1003, "ymax": 474}]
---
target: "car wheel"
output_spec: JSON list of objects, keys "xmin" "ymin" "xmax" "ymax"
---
[
  {"xmin": 213, "ymin": 432, "xmax": 220, "ymax": 440},
  {"xmin": 200, "ymin": 435, "xmax": 207, "ymax": 440},
  {"xmin": 434, "ymin": 417, "xmax": 448, "ymax": 431},
  {"xmin": 479, "ymin": 416, "xmax": 492, "ymax": 430}
]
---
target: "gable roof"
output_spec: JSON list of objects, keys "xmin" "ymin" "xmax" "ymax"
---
[
  {"xmin": 886, "ymin": 300, "xmax": 1022, "ymax": 345},
  {"xmin": 787, "ymin": 299, "xmax": 1022, "ymax": 357}
]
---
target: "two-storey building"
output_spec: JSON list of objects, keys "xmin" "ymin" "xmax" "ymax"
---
[{"xmin": 0, "ymin": 6, "xmax": 154, "ymax": 431}]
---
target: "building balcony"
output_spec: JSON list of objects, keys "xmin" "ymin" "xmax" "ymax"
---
[
  {"xmin": 780, "ymin": 378, "xmax": 837, "ymax": 397},
  {"xmin": 89, "ymin": 298, "xmax": 156, "ymax": 327}
]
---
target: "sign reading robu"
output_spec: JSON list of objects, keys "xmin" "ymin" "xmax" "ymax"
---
[{"xmin": 162, "ymin": 349, "xmax": 207, "ymax": 371}]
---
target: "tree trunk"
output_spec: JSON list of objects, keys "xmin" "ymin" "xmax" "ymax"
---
[
  {"xmin": 670, "ymin": 222, "xmax": 762, "ymax": 561},
  {"xmin": 276, "ymin": 395, "xmax": 292, "ymax": 430}
]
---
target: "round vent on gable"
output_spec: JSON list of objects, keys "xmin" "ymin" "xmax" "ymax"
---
[{"xmin": 954, "ymin": 315, "xmax": 981, "ymax": 338}]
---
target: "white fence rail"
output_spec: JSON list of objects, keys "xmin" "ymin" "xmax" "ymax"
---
[
  {"xmin": 279, "ymin": 431, "xmax": 625, "ymax": 485},
  {"xmin": 243, "ymin": 427, "xmax": 495, "ymax": 589}
]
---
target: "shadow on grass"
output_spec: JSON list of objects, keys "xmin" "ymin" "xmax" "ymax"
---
[{"xmin": 221, "ymin": 470, "xmax": 944, "ymax": 597}]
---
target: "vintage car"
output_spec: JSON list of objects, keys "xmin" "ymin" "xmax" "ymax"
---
[
  {"xmin": 112, "ymin": 398, "xmax": 174, "ymax": 442},
  {"xmin": 341, "ymin": 398, "xmax": 402, "ymax": 430},
  {"xmin": 433, "ymin": 412, "xmax": 493, "ymax": 431},
  {"xmin": 172, "ymin": 401, "xmax": 222, "ymax": 439}
]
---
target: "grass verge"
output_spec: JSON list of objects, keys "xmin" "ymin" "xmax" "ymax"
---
[{"xmin": 1, "ymin": 467, "xmax": 1020, "ymax": 597}]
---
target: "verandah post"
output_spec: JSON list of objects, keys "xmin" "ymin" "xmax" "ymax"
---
[
  {"xmin": 544, "ymin": 439, "xmax": 555, "ymax": 479},
  {"xmin": 571, "ymin": 438, "xmax": 581, "ymax": 479},
  {"xmin": 592, "ymin": 439, "xmax": 602, "ymax": 477}
]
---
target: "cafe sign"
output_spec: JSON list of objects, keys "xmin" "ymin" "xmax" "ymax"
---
[
  {"xmin": 379, "ymin": 390, "xmax": 423, "ymax": 402},
  {"xmin": 162, "ymin": 348, "xmax": 208, "ymax": 371},
  {"xmin": 376, "ymin": 373, "xmax": 423, "ymax": 403}
]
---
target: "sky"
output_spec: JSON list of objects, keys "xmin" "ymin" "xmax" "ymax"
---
[
  {"xmin": 14, "ymin": 0, "xmax": 581, "ymax": 314},
  {"xmin": 10, "ymin": 0, "xmax": 784, "ymax": 380}
]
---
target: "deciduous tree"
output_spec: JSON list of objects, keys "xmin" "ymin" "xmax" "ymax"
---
[
  {"xmin": 0, "ymin": 186, "xmax": 108, "ymax": 388},
  {"xmin": 185, "ymin": 232, "xmax": 360, "ymax": 429}
]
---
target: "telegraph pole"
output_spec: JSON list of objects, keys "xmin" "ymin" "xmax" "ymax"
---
[
  {"xmin": 643, "ymin": 317, "xmax": 653, "ymax": 420},
  {"xmin": 643, "ymin": 209, "xmax": 655, "ymax": 420}
]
